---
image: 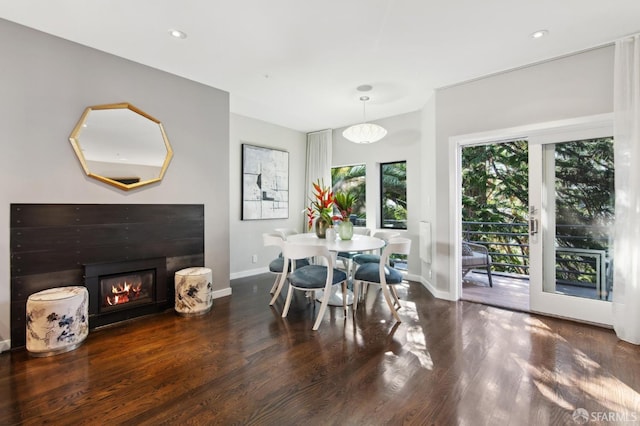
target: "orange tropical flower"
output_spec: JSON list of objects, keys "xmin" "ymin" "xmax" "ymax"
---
[{"xmin": 307, "ymin": 179, "xmax": 338, "ymax": 230}]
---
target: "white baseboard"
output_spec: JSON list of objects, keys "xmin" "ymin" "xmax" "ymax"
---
[
  {"xmin": 405, "ymin": 272, "xmax": 421, "ymax": 283},
  {"xmin": 0, "ymin": 339, "xmax": 10, "ymax": 353},
  {"xmin": 230, "ymin": 267, "xmax": 268, "ymax": 280},
  {"xmin": 212, "ymin": 287, "xmax": 232, "ymax": 299},
  {"xmin": 418, "ymin": 276, "xmax": 457, "ymax": 301}
]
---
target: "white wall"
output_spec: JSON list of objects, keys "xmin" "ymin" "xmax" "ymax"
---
[
  {"xmin": 0, "ymin": 19, "xmax": 230, "ymax": 350},
  {"xmin": 431, "ymin": 46, "xmax": 614, "ymax": 297},
  {"xmin": 419, "ymin": 94, "xmax": 438, "ymax": 292},
  {"xmin": 332, "ymin": 110, "xmax": 423, "ymax": 278},
  {"xmin": 229, "ymin": 113, "xmax": 306, "ymax": 277}
]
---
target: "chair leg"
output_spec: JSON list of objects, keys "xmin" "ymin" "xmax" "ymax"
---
[
  {"xmin": 281, "ymin": 285, "xmax": 294, "ymax": 318},
  {"xmin": 269, "ymin": 274, "xmax": 280, "ymax": 294},
  {"xmin": 313, "ymin": 286, "xmax": 332, "ymax": 330},
  {"xmin": 342, "ymin": 281, "xmax": 348, "ymax": 313},
  {"xmin": 352, "ymin": 280, "xmax": 360, "ymax": 312},
  {"xmin": 361, "ymin": 283, "xmax": 369, "ymax": 303},
  {"xmin": 390, "ymin": 285, "xmax": 401, "ymax": 309},
  {"xmin": 270, "ymin": 271, "xmax": 287, "ymax": 305},
  {"xmin": 380, "ymin": 282, "xmax": 401, "ymax": 323},
  {"xmin": 486, "ymin": 266, "xmax": 493, "ymax": 287}
]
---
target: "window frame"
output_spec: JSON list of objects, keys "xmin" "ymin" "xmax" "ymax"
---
[
  {"xmin": 331, "ymin": 163, "xmax": 367, "ymax": 226},
  {"xmin": 380, "ymin": 160, "xmax": 407, "ymax": 230}
]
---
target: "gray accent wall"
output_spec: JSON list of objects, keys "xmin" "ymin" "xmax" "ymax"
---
[{"xmin": 0, "ymin": 18, "xmax": 230, "ymax": 348}]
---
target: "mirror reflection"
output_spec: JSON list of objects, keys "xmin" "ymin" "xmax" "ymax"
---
[{"xmin": 69, "ymin": 103, "xmax": 173, "ymax": 191}]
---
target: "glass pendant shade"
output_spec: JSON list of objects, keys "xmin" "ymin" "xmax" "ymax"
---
[{"xmin": 342, "ymin": 123, "xmax": 387, "ymax": 144}]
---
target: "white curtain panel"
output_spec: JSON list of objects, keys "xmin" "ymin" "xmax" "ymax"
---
[
  {"xmin": 305, "ymin": 129, "xmax": 333, "ymax": 231},
  {"xmin": 613, "ymin": 34, "xmax": 640, "ymax": 344}
]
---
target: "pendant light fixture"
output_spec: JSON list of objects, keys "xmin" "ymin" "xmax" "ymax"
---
[{"xmin": 342, "ymin": 96, "xmax": 387, "ymax": 144}]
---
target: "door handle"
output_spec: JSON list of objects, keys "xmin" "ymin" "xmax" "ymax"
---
[{"xmin": 529, "ymin": 206, "xmax": 538, "ymax": 235}]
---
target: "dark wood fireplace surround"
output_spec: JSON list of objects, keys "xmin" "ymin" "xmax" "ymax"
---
[{"xmin": 10, "ymin": 204, "xmax": 205, "ymax": 349}]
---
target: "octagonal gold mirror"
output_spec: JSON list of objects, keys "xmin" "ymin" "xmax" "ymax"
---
[{"xmin": 69, "ymin": 103, "xmax": 173, "ymax": 191}]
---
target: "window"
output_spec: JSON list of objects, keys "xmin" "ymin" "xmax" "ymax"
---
[
  {"xmin": 380, "ymin": 161, "xmax": 407, "ymax": 229},
  {"xmin": 331, "ymin": 164, "xmax": 366, "ymax": 226}
]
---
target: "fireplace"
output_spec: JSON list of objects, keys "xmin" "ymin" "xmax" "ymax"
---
[
  {"xmin": 101, "ymin": 270, "xmax": 154, "ymax": 312},
  {"xmin": 10, "ymin": 203, "xmax": 204, "ymax": 349},
  {"xmin": 84, "ymin": 257, "xmax": 168, "ymax": 328}
]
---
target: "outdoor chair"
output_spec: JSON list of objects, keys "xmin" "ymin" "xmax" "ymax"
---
[{"xmin": 461, "ymin": 241, "xmax": 493, "ymax": 287}]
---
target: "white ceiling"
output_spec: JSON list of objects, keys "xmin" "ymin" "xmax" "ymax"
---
[{"xmin": 1, "ymin": 1, "xmax": 639, "ymax": 133}]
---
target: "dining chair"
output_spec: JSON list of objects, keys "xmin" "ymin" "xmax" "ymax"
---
[
  {"xmin": 352, "ymin": 230, "xmax": 400, "ymax": 267},
  {"xmin": 274, "ymin": 228, "xmax": 299, "ymax": 240},
  {"xmin": 280, "ymin": 241, "xmax": 348, "ymax": 330},
  {"xmin": 263, "ymin": 233, "xmax": 309, "ymax": 304},
  {"xmin": 352, "ymin": 230, "xmax": 401, "ymax": 300},
  {"xmin": 352, "ymin": 237, "xmax": 412, "ymax": 323}
]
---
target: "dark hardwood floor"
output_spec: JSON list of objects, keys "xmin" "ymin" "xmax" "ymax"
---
[{"xmin": 1, "ymin": 274, "xmax": 639, "ymax": 425}]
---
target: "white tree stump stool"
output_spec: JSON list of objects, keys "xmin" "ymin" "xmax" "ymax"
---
[
  {"xmin": 175, "ymin": 267, "xmax": 213, "ymax": 317},
  {"xmin": 26, "ymin": 286, "xmax": 89, "ymax": 357}
]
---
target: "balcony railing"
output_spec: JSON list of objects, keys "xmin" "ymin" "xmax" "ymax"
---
[{"xmin": 462, "ymin": 221, "xmax": 612, "ymax": 299}]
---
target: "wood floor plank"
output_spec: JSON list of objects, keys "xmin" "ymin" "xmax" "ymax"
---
[{"xmin": 1, "ymin": 273, "xmax": 639, "ymax": 425}]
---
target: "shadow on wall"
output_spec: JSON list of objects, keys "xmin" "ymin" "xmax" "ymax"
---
[{"xmin": 385, "ymin": 129, "xmax": 421, "ymax": 146}]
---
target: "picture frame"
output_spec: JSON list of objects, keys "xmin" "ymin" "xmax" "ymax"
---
[{"xmin": 242, "ymin": 144, "xmax": 289, "ymax": 220}]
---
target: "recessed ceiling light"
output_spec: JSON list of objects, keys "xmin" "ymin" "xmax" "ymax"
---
[
  {"xmin": 531, "ymin": 30, "xmax": 549, "ymax": 39},
  {"xmin": 169, "ymin": 29, "xmax": 187, "ymax": 39},
  {"xmin": 357, "ymin": 84, "xmax": 373, "ymax": 92}
]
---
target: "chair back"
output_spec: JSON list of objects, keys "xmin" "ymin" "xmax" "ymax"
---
[
  {"xmin": 263, "ymin": 232, "xmax": 284, "ymax": 249},
  {"xmin": 370, "ymin": 230, "xmax": 402, "ymax": 257},
  {"xmin": 353, "ymin": 227, "xmax": 371, "ymax": 236},
  {"xmin": 281, "ymin": 241, "xmax": 332, "ymax": 265},
  {"xmin": 372, "ymin": 230, "xmax": 401, "ymax": 242},
  {"xmin": 380, "ymin": 237, "xmax": 412, "ymax": 266},
  {"xmin": 274, "ymin": 228, "xmax": 298, "ymax": 240}
]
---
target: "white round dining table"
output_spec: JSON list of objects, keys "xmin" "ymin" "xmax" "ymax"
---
[{"xmin": 285, "ymin": 233, "xmax": 385, "ymax": 306}]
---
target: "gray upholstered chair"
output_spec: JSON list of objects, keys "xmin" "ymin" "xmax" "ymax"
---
[
  {"xmin": 461, "ymin": 241, "xmax": 493, "ymax": 287},
  {"xmin": 353, "ymin": 237, "xmax": 411, "ymax": 322},
  {"xmin": 352, "ymin": 230, "xmax": 401, "ymax": 300},
  {"xmin": 280, "ymin": 241, "xmax": 348, "ymax": 330},
  {"xmin": 352, "ymin": 230, "xmax": 400, "ymax": 267}
]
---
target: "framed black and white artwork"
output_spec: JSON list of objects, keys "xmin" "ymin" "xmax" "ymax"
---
[{"xmin": 242, "ymin": 144, "xmax": 289, "ymax": 220}]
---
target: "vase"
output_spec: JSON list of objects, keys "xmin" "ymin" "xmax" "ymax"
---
[
  {"xmin": 326, "ymin": 227, "xmax": 336, "ymax": 241},
  {"xmin": 338, "ymin": 220, "xmax": 354, "ymax": 240},
  {"xmin": 315, "ymin": 219, "xmax": 330, "ymax": 239}
]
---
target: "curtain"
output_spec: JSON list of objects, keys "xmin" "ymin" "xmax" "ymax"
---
[
  {"xmin": 613, "ymin": 34, "xmax": 640, "ymax": 344},
  {"xmin": 305, "ymin": 130, "xmax": 333, "ymax": 232}
]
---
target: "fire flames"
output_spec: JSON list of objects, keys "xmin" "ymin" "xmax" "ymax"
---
[{"xmin": 105, "ymin": 281, "xmax": 142, "ymax": 306}]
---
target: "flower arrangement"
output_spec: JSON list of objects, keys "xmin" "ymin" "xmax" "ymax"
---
[
  {"xmin": 306, "ymin": 179, "xmax": 359, "ymax": 233},
  {"xmin": 334, "ymin": 191, "xmax": 357, "ymax": 222},
  {"xmin": 306, "ymin": 179, "xmax": 336, "ymax": 231}
]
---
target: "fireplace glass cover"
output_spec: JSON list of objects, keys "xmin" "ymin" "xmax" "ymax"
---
[{"xmin": 100, "ymin": 269, "xmax": 155, "ymax": 312}]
